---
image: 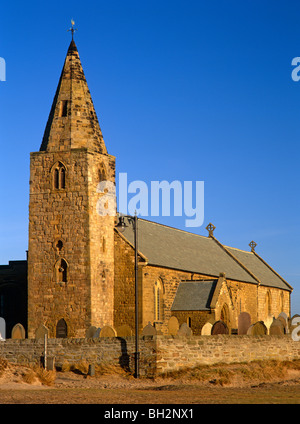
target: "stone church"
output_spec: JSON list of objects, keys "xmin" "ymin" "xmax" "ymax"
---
[{"xmin": 0, "ymin": 39, "xmax": 293, "ymax": 338}]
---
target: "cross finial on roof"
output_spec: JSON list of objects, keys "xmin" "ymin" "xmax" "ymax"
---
[
  {"xmin": 249, "ymin": 240, "xmax": 257, "ymax": 252},
  {"xmin": 68, "ymin": 19, "xmax": 77, "ymax": 40},
  {"xmin": 206, "ymin": 223, "xmax": 216, "ymax": 237}
]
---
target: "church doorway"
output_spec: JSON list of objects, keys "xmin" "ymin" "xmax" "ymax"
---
[{"xmin": 220, "ymin": 304, "xmax": 230, "ymax": 328}]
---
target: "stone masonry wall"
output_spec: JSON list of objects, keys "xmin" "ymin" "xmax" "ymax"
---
[
  {"xmin": 155, "ymin": 334, "xmax": 300, "ymax": 374},
  {"xmin": 1, "ymin": 335, "xmax": 299, "ymax": 377},
  {"xmin": 0, "ymin": 337, "xmax": 157, "ymax": 377},
  {"xmin": 28, "ymin": 148, "xmax": 116, "ymax": 338}
]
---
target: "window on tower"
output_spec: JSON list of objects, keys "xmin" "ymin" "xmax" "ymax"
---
[
  {"xmin": 59, "ymin": 100, "xmax": 68, "ymax": 117},
  {"xmin": 55, "ymin": 258, "xmax": 68, "ymax": 283},
  {"xmin": 98, "ymin": 164, "xmax": 107, "ymax": 183},
  {"xmin": 52, "ymin": 162, "xmax": 66, "ymax": 190}
]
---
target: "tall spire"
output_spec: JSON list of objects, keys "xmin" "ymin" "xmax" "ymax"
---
[{"xmin": 40, "ymin": 38, "xmax": 107, "ymax": 154}]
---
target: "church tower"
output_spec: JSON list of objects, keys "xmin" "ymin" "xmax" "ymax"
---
[{"xmin": 27, "ymin": 39, "xmax": 116, "ymax": 338}]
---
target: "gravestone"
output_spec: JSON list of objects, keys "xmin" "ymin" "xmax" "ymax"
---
[
  {"xmin": 278, "ymin": 312, "xmax": 288, "ymax": 322},
  {"xmin": 11, "ymin": 323, "xmax": 25, "ymax": 339},
  {"xmin": 247, "ymin": 321, "xmax": 267, "ymax": 336},
  {"xmin": 100, "ymin": 326, "xmax": 117, "ymax": 338},
  {"xmin": 0, "ymin": 317, "xmax": 6, "ymax": 340},
  {"xmin": 278, "ymin": 312, "xmax": 288, "ymax": 333},
  {"xmin": 269, "ymin": 319, "xmax": 285, "ymax": 335},
  {"xmin": 177, "ymin": 322, "xmax": 193, "ymax": 337},
  {"xmin": 46, "ymin": 356, "xmax": 56, "ymax": 371},
  {"xmin": 116, "ymin": 324, "xmax": 133, "ymax": 337},
  {"xmin": 142, "ymin": 322, "xmax": 157, "ymax": 336},
  {"xmin": 238, "ymin": 312, "xmax": 251, "ymax": 335},
  {"xmin": 93, "ymin": 328, "xmax": 101, "ymax": 338},
  {"xmin": 86, "ymin": 326, "xmax": 97, "ymax": 339},
  {"xmin": 35, "ymin": 324, "xmax": 49, "ymax": 340},
  {"xmin": 201, "ymin": 322, "xmax": 213, "ymax": 335},
  {"xmin": 168, "ymin": 316, "xmax": 179, "ymax": 336},
  {"xmin": 88, "ymin": 364, "xmax": 95, "ymax": 377},
  {"xmin": 211, "ymin": 320, "xmax": 229, "ymax": 335}
]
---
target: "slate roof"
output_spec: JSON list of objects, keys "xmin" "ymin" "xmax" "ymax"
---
[
  {"xmin": 118, "ymin": 218, "xmax": 292, "ymax": 291},
  {"xmin": 171, "ymin": 280, "xmax": 217, "ymax": 311},
  {"xmin": 225, "ymin": 246, "xmax": 291, "ymax": 291}
]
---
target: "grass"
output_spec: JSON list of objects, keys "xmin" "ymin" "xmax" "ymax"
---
[
  {"xmin": 3, "ymin": 356, "xmax": 300, "ymax": 388},
  {"xmin": 21, "ymin": 366, "xmax": 56, "ymax": 386},
  {"xmin": 158, "ymin": 359, "xmax": 300, "ymax": 386},
  {"xmin": 59, "ymin": 360, "xmax": 130, "ymax": 377}
]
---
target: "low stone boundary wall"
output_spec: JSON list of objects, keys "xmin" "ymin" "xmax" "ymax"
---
[
  {"xmin": 155, "ymin": 334, "xmax": 300, "ymax": 373},
  {"xmin": 0, "ymin": 335, "xmax": 299, "ymax": 377},
  {"xmin": 0, "ymin": 337, "xmax": 157, "ymax": 377}
]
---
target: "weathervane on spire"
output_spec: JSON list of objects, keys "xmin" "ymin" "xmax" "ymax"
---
[{"xmin": 68, "ymin": 19, "xmax": 77, "ymax": 40}]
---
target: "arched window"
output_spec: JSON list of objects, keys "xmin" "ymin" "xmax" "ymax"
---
[
  {"xmin": 266, "ymin": 291, "xmax": 272, "ymax": 317},
  {"xmin": 102, "ymin": 236, "xmax": 106, "ymax": 253},
  {"xmin": 52, "ymin": 162, "xmax": 66, "ymax": 190},
  {"xmin": 280, "ymin": 292, "xmax": 284, "ymax": 313},
  {"xmin": 54, "ymin": 168, "xmax": 59, "ymax": 189},
  {"xmin": 60, "ymin": 167, "xmax": 65, "ymax": 188},
  {"xmin": 59, "ymin": 100, "xmax": 68, "ymax": 117},
  {"xmin": 98, "ymin": 164, "xmax": 107, "ymax": 183},
  {"xmin": 55, "ymin": 240, "xmax": 63, "ymax": 253},
  {"xmin": 55, "ymin": 258, "xmax": 68, "ymax": 283},
  {"xmin": 56, "ymin": 319, "xmax": 67, "ymax": 338},
  {"xmin": 154, "ymin": 280, "xmax": 163, "ymax": 322}
]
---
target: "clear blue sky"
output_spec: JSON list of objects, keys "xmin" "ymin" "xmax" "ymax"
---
[{"xmin": 0, "ymin": 1, "xmax": 300, "ymax": 314}]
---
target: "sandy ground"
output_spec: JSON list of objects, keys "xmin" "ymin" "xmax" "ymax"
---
[{"xmin": 1, "ymin": 360, "xmax": 300, "ymax": 404}]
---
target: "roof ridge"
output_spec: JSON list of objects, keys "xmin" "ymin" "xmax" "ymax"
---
[
  {"xmin": 224, "ymin": 245, "xmax": 252, "ymax": 254},
  {"xmin": 211, "ymin": 236, "xmax": 261, "ymax": 284},
  {"xmin": 137, "ymin": 218, "xmax": 209, "ymax": 240},
  {"xmin": 253, "ymin": 251, "xmax": 293, "ymax": 291},
  {"xmin": 180, "ymin": 279, "xmax": 217, "ymax": 283}
]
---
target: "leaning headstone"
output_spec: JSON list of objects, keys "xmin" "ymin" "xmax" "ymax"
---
[
  {"xmin": 201, "ymin": 322, "xmax": 213, "ymax": 335},
  {"xmin": 100, "ymin": 326, "xmax": 117, "ymax": 338},
  {"xmin": 92, "ymin": 328, "xmax": 101, "ymax": 338},
  {"xmin": 238, "ymin": 312, "xmax": 251, "ymax": 335},
  {"xmin": 142, "ymin": 322, "xmax": 157, "ymax": 336},
  {"xmin": 211, "ymin": 320, "xmax": 229, "ymax": 335},
  {"xmin": 269, "ymin": 319, "xmax": 285, "ymax": 335},
  {"xmin": 278, "ymin": 312, "xmax": 288, "ymax": 322},
  {"xmin": 86, "ymin": 326, "xmax": 97, "ymax": 339},
  {"xmin": 35, "ymin": 324, "xmax": 49, "ymax": 340},
  {"xmin": 116, "ymin": 325, "xmax": 133, "ymax": 337},
  {"xmin": 177, "ymin": 323, "xmax": 193, "ymax": 337},
  {"xmin": 247, "ymin": 321, "xmax": 267, "ymax": 336},
  {"xmin": 11, "ymin": 323, "xmax": 25, "ymax": 339},
  {"xmin": 168, "ymin": 316, "xmax": 179, "ymax": 336}
]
